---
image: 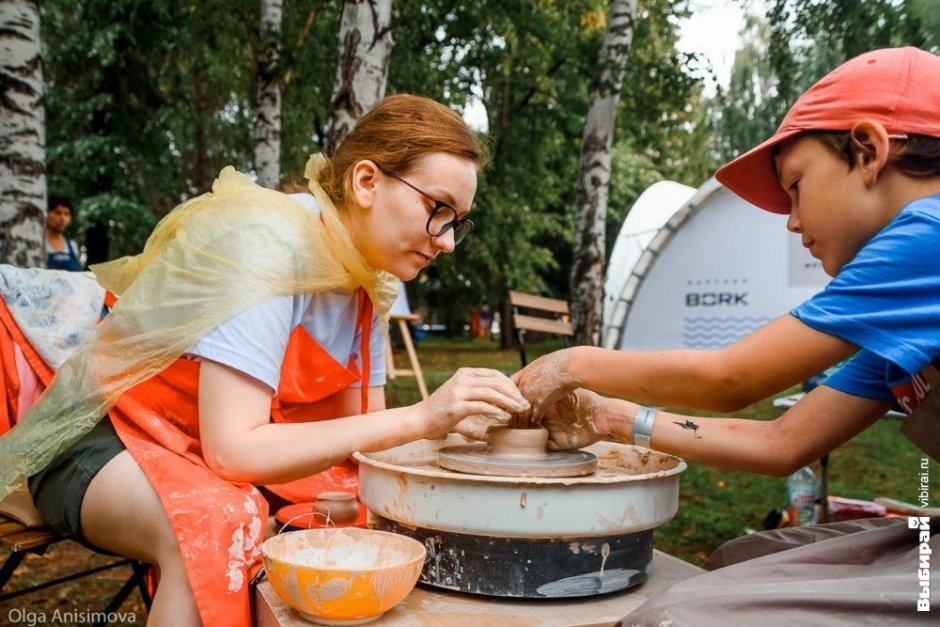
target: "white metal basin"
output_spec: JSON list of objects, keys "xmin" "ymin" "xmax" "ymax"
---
[{"xmin": 354, "ymin": 435, "xmax": 686, "ymax": 538}]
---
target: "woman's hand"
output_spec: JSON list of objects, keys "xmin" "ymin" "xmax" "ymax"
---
[
  {"xmin": 452, "ymin": 414, "xmax": 501, "ymax": 442},
  {"xmin": 417, "ymin": 368, "xmax": 529, "ymax": 440},
  {"xmin": 511, "ymin": 348, "xmax": 580, "ymax": 425}
]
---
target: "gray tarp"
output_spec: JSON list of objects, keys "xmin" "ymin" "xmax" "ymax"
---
[{"xmin": 622, "ymin": 516, "xmax": 937, "ymax": 626}]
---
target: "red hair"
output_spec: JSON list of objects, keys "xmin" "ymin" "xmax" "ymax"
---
[{"xmin": 318, "ymin": 94, "xmax": 483, "ymax": 207}]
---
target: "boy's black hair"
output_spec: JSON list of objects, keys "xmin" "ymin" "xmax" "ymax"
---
[
  {"xmin": 47, "ymin": 194, "xmax": 75, "ymax": 214},
  {"xmin": 812, "ymin": 132, "xmax": 940, "ymax": 179}
]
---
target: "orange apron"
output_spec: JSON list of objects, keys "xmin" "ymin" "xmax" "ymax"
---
[
  {"xmin": 109, "ymin": 290, "xmax": 375, "ymax": 627},
  {"xmin": 0, "ymin": 298, "xmax": 55, "ymax": 435}
]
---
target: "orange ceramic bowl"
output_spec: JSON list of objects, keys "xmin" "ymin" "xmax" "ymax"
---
[{"xmin": 261, "ymin": 527, "xmax": 426, "ymax": 625}]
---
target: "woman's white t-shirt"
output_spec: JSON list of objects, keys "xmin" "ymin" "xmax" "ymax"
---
[{"xmin": 186, "ymin": 193, "xmax": 387, "ymax": 393}]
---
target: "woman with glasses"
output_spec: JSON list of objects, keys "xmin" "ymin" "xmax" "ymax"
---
[{"xmin": 14, "ymin": 94, "xmax": 527, "ymax": 626}]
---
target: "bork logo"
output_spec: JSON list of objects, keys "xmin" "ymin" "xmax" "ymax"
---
[{"xmin": 686, "ymin": 292, "xmax": 749, "ymax": 307}]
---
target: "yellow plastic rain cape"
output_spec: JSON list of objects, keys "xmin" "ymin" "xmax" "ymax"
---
[{"xmin": 0, "ymin": 155, "xmax": 399, "ymax": 499}]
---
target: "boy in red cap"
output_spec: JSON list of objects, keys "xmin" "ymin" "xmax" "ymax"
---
[{"xmin": 512, "ymin": 47, "xmax": 940, "ymax": 623}]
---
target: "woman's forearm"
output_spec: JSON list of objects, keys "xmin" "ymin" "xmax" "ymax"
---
[
  {"xmin": 201, "ymin": 364, "xmax": 528, "ymax": 485},
  {"xmin": 207, "ymin": 405, "xmax": 426, "ymax": 484}
]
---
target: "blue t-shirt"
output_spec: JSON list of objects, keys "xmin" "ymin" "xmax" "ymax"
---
[{"xmin": 791, "ymin": 193, "xmax": 940, "ymax": 410}]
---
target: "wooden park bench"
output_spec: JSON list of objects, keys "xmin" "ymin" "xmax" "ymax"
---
[
  {"xmin": 509, "ymin": 290, "xmax": 574, "ymax": 367},
  {"xmin": 0, "ymin": 273, "xmax": 151, "ymax": 621}
]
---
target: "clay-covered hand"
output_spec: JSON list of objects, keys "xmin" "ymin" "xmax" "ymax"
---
[
  {"xmin": 541, "ymin": 389, "xmax": 612, "ymax": 451},
  {"xmin": 510, "ymin": 349, "xmax": 580, "ymax": 426},
  {"xmin": 453, "ymin": 415, "xmax": 501, "ymax": 442},
  {"xmin": 419, "ymin": 368, "xmax": 529, "ymax": 440}
]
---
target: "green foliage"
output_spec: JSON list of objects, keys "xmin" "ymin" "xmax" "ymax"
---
[
  {"xmin": 75, "ymin": 193, "xmax": 158, "ymax": 260},
  {"xmin": 44, "ymin": 0, "xmax": 257, "ymax": 205},
  {"xmin": 606, "ymin": 0, "xmax": 715, "ymax": 254},
  {"xmin": 710, "ymin": 14, "xmax": 780, "ymax": 163},
  {"xmin": 793, "ymin": 0, "xmax": 929, "ymax": 60},
  {"xmin": 712, "ymin": 0, "xmax": 938, "ymax": 162},
  {"xmin": 42, "ymin": 0, "xmax": 342, "ymax": 257},
  {"xmin": 910, "ymin": 0, "xmax": 940, "ymax": 51},
  {"xmin": 41, "ymin": 0, "xmax": 714, "ymax": 328},
  {"xmin": 386, "ymin": 0, "xmax": 605, "ymax": 328},
  {"xmin": 388, "ymin": 0, "xmax": 710, "ymax": 330},
  {"xmin": 618, "ymin": 0, "xmax": 715, "ymax": 185},
  {"xmin": 277, "ymin": 2, "xmax": 344, "ymax": 182}
]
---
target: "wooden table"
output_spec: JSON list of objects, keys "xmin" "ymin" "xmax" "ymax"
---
[{"xmin": 254, "ymin": 549, "xmax": 704, "ymax": 626}]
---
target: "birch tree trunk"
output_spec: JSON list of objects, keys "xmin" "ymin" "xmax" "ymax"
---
[
  {"xmin": 324, "ymin": 0, "xmax": 394, "ymax": 154},
  {"xmin": 569, "ymin": 0, "xmax": 637, "ymax": 346},
  {"xmin": 0, "ymin": 0, "xmax": 45, "ymax": 267},
  {"xmin": 254, "ymin": 0, "xmax": 283, "ymax": 189}
]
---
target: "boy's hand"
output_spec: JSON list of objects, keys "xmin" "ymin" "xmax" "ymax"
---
[
  {"xmin": 511, "ymin": 349, "xmax": 580, "ymax": 426},
  {"xmin": 541, "ymin": 389, "xmax": 611, "ymax": 451}
]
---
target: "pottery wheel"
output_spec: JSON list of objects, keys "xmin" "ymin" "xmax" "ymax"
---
[{"xmin": 438, "ymin": 444, "xmax": 597, "ymax": 478}]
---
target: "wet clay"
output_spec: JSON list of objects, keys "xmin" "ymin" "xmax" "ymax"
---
[
  {"xmin": 437, "ymin": 428, "xmax": 596, "ymax": 478},
  {"xmin": 486, "ymin": 427, "xmax": 549, "ymax": 459}
]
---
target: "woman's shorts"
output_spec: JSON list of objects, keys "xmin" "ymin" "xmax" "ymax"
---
[{"xmin": 27, "ymin": 416, "xmax": 126, "ymax": 550}]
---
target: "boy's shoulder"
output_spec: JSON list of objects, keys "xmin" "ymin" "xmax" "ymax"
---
[{"xmin": 905, "ymin": 193, "xmax": 940, "ymax": 218}]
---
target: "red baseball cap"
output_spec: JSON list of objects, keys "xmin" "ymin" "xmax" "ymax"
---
[{"xmin": 716, "ymin": 47, "xmax": 940, "ymax": 214}]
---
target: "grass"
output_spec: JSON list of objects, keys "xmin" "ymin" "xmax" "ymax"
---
[{"xmin": 388, "ymin": 335, "xmax": 940, "ymax": 566}]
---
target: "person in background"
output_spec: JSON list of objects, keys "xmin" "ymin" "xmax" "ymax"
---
[
  {"xmin": 4, "ymin": 94, "xmax": 528, "ymax": 627},
  {"xmin": 512, "ymin": 47, "xmax": 940, "ymax": 624},
  {"xmin": 45, "ymin": 195, "xmax": 82, "ymax": 271},
  {"xmin": 480, "ymin": 302, "xmax": 493, "ymax": 340}
]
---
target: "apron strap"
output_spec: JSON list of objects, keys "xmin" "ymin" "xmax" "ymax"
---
[{"xmin": 356, "ymin": 288, "xmax": 374, "ymax": 415}]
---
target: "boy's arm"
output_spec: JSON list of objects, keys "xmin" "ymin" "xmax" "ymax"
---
[
  {"xmin": 593, "ymin": 386, "xmax": 892, "ymax": 476},
  {"xmin": 517, "ymin": 314, "xmax": 859, "ymax": 418}
]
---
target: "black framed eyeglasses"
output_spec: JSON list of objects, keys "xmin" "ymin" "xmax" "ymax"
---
[{"xmin": 382, "ymin": 170, "xmax": 474, "ymax": 245}]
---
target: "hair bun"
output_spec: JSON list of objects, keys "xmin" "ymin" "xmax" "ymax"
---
[{"xmin": 304, "ymin": 153, "xmax": 328, "ymax": 182}]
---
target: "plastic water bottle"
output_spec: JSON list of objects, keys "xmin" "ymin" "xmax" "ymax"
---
[{"xmin": 787, "ymin": 466, "xmax": 819, "ymax": 526}]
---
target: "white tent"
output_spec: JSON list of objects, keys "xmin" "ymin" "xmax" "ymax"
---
[
  {"xmin": 602, "ymin": 178, "xmax": 830, "ymax": 351},
  {"xmin": 390, "ymin": 281, "xmax": 413, "ymax": 317}
]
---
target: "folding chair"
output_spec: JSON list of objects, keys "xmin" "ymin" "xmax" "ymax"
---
[
  {"xmin": 0, "ymin": 268, "xmax": 151, "ymax": 621},
  {"xmin": 0, "ymin": 487, "xmax": 152, "ymax": 623},
  {"xmin": 509, "ymin": 290, "xmax": 574, "ymax": 367}
]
